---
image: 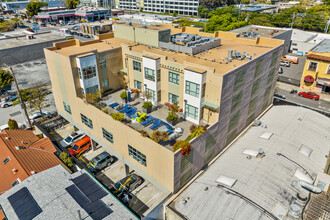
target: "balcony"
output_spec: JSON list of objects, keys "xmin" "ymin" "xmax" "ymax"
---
[{"xmin": 90, "ymin": 89, "xmax": 199, "ymax": 151}]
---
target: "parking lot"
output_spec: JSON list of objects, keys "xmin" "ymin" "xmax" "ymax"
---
[
  {"xmin": 53, "ymin": 123, "xmax": 169, "ymax": 217},
  {"xmin": 280, "ymin": 54, "xmax": 306, "ymax": 81}
]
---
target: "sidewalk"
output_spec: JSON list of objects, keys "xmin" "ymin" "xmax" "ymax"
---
[{"xmin": 276, "ymin": 81, "xmax": 330, "ymax": 102}]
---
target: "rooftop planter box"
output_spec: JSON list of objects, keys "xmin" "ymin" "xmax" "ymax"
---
[{"xmin": 142, "ymin": 101, "xmax": 152, "ymax": 114}]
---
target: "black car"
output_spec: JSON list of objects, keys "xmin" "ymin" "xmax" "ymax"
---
[
  {"xmin": 72, "ymin": 31, "xmax": 78, "ymax": 35},
  {"xmin": 78, "ymin": 33, "xmax": 83, "ymax": 37}
]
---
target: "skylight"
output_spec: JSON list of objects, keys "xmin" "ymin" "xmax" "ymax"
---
[
  {"xmin": 216, "ymin": 175, "xmax": 237, "ymax": 188},
  {"xmin": 3, "ymin": 156, "xmax": 10, "ymax": 165},
  {"xmin": 299, "ymin": 145, "xmax": 313, "ymax": 158},
  {"xmin": 259, "ymin": 132, "xmax": 274, "ymax": 140},
  {"xmin": 242, "ymin": 149, "xmax": 259, "ymax": 157}
]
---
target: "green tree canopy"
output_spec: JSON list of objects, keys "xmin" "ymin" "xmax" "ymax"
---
[
  {"xmin": 26, "ymin": 0, "xmax": 48, "ymax": 17},
  {"xmin": 0, "ymin": 69, "xmax": 13, "ymax": 90},
  {"xmin": 65, "ymin": 0, "xmax": 80, "ymax": 9},
  {"xmin": 14, "ymin": 84, "xmax": 49, "ymax": 115}
]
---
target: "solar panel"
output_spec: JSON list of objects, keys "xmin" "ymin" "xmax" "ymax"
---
[
  {"xmin": 72, "ymin": 174, "xmax": 107, "ymax": 202},
  {"xmin": 7, "ymin": 187, "xmax": 42, "ymax": 220},
  {"xmin": 66, "ymin": 184, "xmax": 112, "ymax": 220}
]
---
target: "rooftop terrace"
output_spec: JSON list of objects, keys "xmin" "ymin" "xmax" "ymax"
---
[{"xmin": 95, "ymin": 89, "xmax": 197, "ymax": 151}]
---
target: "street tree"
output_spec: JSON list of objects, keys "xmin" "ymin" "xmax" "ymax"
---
[
  {"xmin": 65, "ymin": 0, "xmax": 80, "ymax": 9},
  {"xmin": 0, "ymin": 69, "xmax": 13, "ymax": 91},
  {"xmin": 14, "ymin": 84, "xmax": 49, "ymax": 115},
  {"xmin": 26, "ymin": 0, "xmax": 48, "ymax": 17}
]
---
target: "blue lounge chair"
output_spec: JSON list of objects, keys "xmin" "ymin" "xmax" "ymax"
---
[
  {"xmin": 126, "ymin": 107, "xmax": 137, "ymax": 116},
  {"xmin": 167, "ymin": 129, "xmax": 173, "ymax": 134},
  {"xmin": 141, "ymin": 116, "xmax": 153, "ymax": 126},
  {"xmin": 124, "ymin": 106, "xmax": 133, "ymax": 113},
  {"xmin": 161, "ymin": 121, "xmax": 173, "ymax": 130},
  {"xmin": 118, "ymin": 104, "xmax": 129, "ymax": 113},
  {"xmin": 106, "ymin": 99, "xmax": 116, "ymax": 106},
  {"xmin": 150, "ymin": 120, "xmax": 161, "ymax": 130},
  {"xmin": 110, "ymin": 102, "xmax": 119, "ymax": 108}
]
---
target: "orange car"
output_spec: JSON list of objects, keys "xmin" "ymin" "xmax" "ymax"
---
[{"xmin": 69, "ymin": 136, "xmax": 91, "ymax": 156}]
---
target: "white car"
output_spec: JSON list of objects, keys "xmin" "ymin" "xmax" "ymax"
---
[
  {"xmin": 60, "ymin": 132, "xmax": 86, "ymax": 147},
  {"xmin": 280, "ymin": 61, "xmax": 290, "ymax": 67},
  {"xmin": 29, "ymin": 112, "xmax": 52, "ymax": 120},
  {"xmin": 0, "ymin": 95, "xmax": 18, "ymax": 108}
]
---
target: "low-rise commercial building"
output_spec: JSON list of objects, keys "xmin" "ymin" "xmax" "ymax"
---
[
  {"xmin": 81, "ymin": 22, "xmax": 112, "ymax": 35},
  {"xmin": 1, "ymin": 0, "xmax": 63, "ymax": 14},
  {"xmin": 291, "ymin": 29, "xmax": 330, "ymax": 55},
  {"xmin": 36, "ymin": 7, "xmax": 111, "ymax": 22},
  {"xmin": 165, "ymin": 105, "xmax": 330, "ymax": 220},
  {"xmin": 300, "ymin": 39, "xmax": 330, "ymax": 94},
  {"xmin": 0, "ymin": 165, "xmax": 138, "ymax": 219},
  {"xmin": 0, "ymin": 130, "xmax": 67, "ymax": 194},
  {"xmin": 0, "ymin": 31, "xmax": 65, "ymax": 66},
  {"xmin": 44, "ymin": 23, "xmax": 283, "ymax": 193}
]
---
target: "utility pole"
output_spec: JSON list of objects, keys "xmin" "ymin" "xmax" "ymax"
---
[
  {"xmin": 290, "ymin": 12, "xmax": 295, "ymax": 29},
  {"xmin": 204, "ymin": 12, "xmax": 207, "ymax": 32},
  {"xmin": 238, "ymin": 1, "xmax": 241, "ymax": 22},
  {"xmin": 8, "ymin": 67, "xmax": 33, "ymax": 129}
]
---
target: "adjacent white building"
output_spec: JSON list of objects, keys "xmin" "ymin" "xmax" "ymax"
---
[{"xmin": 142, "ymin": 0, "xmax": 199, "ymax": 16}]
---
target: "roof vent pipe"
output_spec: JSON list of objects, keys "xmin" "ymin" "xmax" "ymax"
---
[{"xmin": 296, "ymin": 180, "xmax": 323, "ymax": 194}]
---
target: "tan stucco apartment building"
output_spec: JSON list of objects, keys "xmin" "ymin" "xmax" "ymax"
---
[{"xmin": 44, "ymin": 23, "xmax": 284, "ymax": 193}]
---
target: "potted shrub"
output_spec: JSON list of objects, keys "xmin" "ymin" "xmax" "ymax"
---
[
  {"xmin": 120, "ymin": 91, "xmax": 127, "ymax": 103},
  {"xmin": 166, "ymin": 112, "xmax": 179, "ymax": 125},
  {"xmin": 142, "ymin": 101, "xmax": 152, "ymax": 113},
  {"xmin": 8, "ymin": 119, "xmax": 18, "ymax": 130},
  {"xmin": 110, "ymin": 112, "xmax": 124, "ymax": 121}
]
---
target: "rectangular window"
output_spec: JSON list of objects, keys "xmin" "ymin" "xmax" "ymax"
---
[
  {"xmin": 133, "ymin": 61, "xmax": 141, "ymax": 72},
  {"xmin": 102, "ymin": 128, "xmax": 113, "ymax": 143},
  {"xmin": 85, "ymin": 85, "xmax": 98, "ymax": 94},
  {"xmin": 308, "ymin": 61, "xmax": 318, "ymax": 71},
  {"xmin": 102, "ymin": 79, "xmax": 109, "ymax": 87},
  {"xmin": 185, "ymin": 103, "xmax": 198, "ymax": 120},
  {"xmin": 157, "ymin": 90, "xmax": 161, "ymax": 102},
  {"xmin": 82, "ymin": 65, "xmax": 97, "ymax": 79},
  {"xmin": 185, "ymin": 81, "xmax": 200, "ymax": 97},
  {"xmin": 144, "ymin": 67, "xmax": 155, "ymax": 82},
  {"xmin": 99, "ymin": 60, "xmax": 106, "ymax": 69},
  {"xmin": 169, "ymin": 93, "xmax": 179, "ymax": 103},
  {"xmin": 134, "ymin": 80, "xmax": 142, "ymax": 90},
  {"xmin": 81, "ymin": 114, "xmax": 93, "ymax": 129},
  {"xmin": 63, "ymin": 102, "xmax": 71, "ymax": 114},
  {"xmin": 3, "ymin": 156, "xmax": 10, "ymax": 165},
  {"xmin": 128, "ymin": 145, "xmax": 146, "ymax": 166},
  {"xmin": 169, "ymin": 72, "xmax": 180, "ymax": 84},
  {"xmin": 146, "ymin": 88, "xmax": 156, "ymax": 101}
]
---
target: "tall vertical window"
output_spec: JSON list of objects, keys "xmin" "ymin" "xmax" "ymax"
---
[
  {"xmin": 157, "ymin": 90, "xmax": 161, "ymax": 102},
  {"xmin": 201, "ymin": 83, "xmax": 206, "ymax": 97},
  {"xmin": 133, "ymin": 61, "xmax": 141, "ymax": 72},
  {"xmin": 157, "ymin": 69, "xmax": 161, "ymax": 82},
  {"xmin": 99, "ymin": 60, "xmax": 106, "ymax": 69},
  {"xmin": 128, "ymin": 145, "xmax": 146, "ymax": 167},
  {"xmin": 146, "ymin": 88, "xmax": 156, "ymax": 101},
  {"xmin": 81, "ymin": 114, "xmax": 93, "ymax": 129},
  {"xmin": 169, "ymin": 93, "xmax": 179, "ymax": 103},
  {"xmin": 102, "ymin": 128, "xmax": 113, "ymax": 143},
  {"xmin": 144, "ymin": 67, "xmax": 155, "ymax": 82},
  {"xmin": 102, "ymin": 79, "xmax": 109, "ymax": 87},
  {"xmin": 169, "ymin": 72, "xmax": 180, "ymax": 85},
  {"xmin": 185, "ymin": 81, "xmax": 200, "ymax": 97},
  {"xmin": 185, "ymin": 103, "xmax": 198, "ymax": 120},
  {"xmin": 308, "ymin": 61, "xmax": 318, "ymax": 71},
  {"xmin": 63, "ymin": 102, "xmax": 71, "ymax": 114},
  {"xmin": 134, "ymin": 80, "xmax": 142, "ymax": 90},
  {"xmin": 82, "ymin": 65, "xmax": 97, "ymax": 79}
]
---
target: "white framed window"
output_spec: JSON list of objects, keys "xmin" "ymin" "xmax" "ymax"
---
[
  {"xmin": 144, "ymin": 67, "xmax": 155, "ymax": 82},
  {"xmin": 185, "ymin": 80, "xmax": 200, "ymax": 97},
  {"xmin": 185, "ymin": 103, "xmax": 198, "ymax": 119},
  {"xmin": 308, "ymin": 61, "xmax": 318, "ymax": 72}
]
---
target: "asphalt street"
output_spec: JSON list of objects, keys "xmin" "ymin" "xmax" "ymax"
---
[{"xmin": 275, "ymin": 82, "xmax": 330, "ymax": 113}]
